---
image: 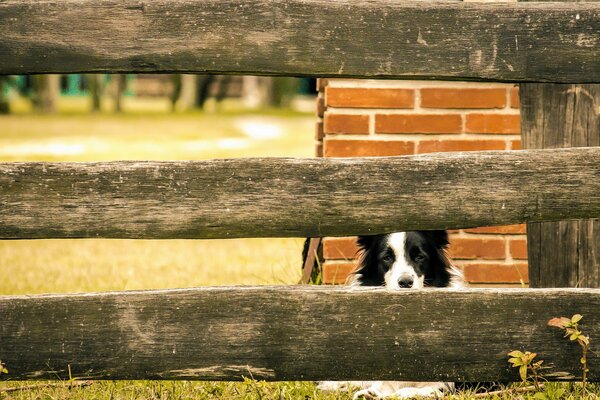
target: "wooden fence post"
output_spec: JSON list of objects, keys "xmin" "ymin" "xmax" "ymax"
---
[{"xmin": 520, "ymin": 84, "xmax": 600, "ymax": 287}]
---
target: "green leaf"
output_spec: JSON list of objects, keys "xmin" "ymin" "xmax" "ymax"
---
[
  {"xmin": 581, "ymin": 357, "xmax": 586, "ymax": 364},
  {"xmin": 571, "ymin": 314, "xmax": 583, "ymax": 323},
  {"xmin": 534, "ymin": 392, "xmax": 548, "ymax": 400},
  {"xmin": 507, "ymin": 350, "xmax": 523, "ymax": 357},
  {"xmin": 570, "ymin": 332, "xmax": 579, "ymax": 341},
  {"xmin": 508, "ymin": 357, "xmax": 521, "ymax": 366},
  {"xmin": 519, "ymin": 364, "xmax": 527, "ymax": 382}
]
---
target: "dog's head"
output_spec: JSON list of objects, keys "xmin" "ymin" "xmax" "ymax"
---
[{"xmin": 353, "ymin": 231, "xmax": 453, "ymax": 289}]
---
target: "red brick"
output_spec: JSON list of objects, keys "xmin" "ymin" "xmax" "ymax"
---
[
  {"xmin": 461, "ymin": 263, "xmax": 529, "ymax": 283},
  {"xmin": 510, "ymin": 86, "xmax": 520, "ymax": 109},
  {"xmin": 417, "ymin": 139, "xmax": 505, "ymax": 154},
  {"xmin": 324, "ymin": 113, "xmax": 370, "ymax": 135},
  {"xmin": 323, "ymin": 261, "xmax": 356, "ymax": 284},
  {"xmin": 465, "ymin": 114, "xmax": 520, "ymax": 134},
  {"xmin": 449, "ymin": 237, "xmax": 506, "ymax": 259},
  {"xmin": 421, "ymin": 88, "xmax": 506, "ymax": 109},
  {"xmin": 464, "ymin": 225, "xmax": 526, "ymax": 235},
  {"xmin": 326, "ymin": 88, "xmax": 414, "ymax": 109},
  {"xmin": 376, "ymin": 114, "xmax": 462, "ymax": 134},
  {"xmin": 323, "ymin": 237, "xmax": 359, "ymax": 260},
  {"xmin": 510, "ymin": 140, "xmax": 522, "ymax": 150},
  {"xmin": 317, "ymin": 94, "xmax": 325, "ymax": 118},
  {"xmin": 509, "ymin": 239, "xmax": 528, "ymax": 259},
  {"xmin": 324, "ymin": 138, "xmax": 415, "ymax": 157}
]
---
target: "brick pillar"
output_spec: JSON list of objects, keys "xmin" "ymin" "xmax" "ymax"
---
[{"xmin": 316, "ymin": 79, "xmax": 528, "ymax": 286}]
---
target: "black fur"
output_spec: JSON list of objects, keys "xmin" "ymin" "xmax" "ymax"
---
[{"xmin": 353, "ymin": 230, "xmax": 453, "ymax": 288}]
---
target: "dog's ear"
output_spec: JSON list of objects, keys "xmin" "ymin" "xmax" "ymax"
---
[
  {"xmin": 423, "ymin": 230, "xmax": 449, "ymax": 249},
  {"xmin": 357, "ymin": 235, "xmax": 375, "ymax": 251}
]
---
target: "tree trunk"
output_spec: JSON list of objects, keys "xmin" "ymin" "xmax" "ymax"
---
[
  {"xmin": 172, "ymin": 74, "xmax": 198, "ymax": 111},
  {"xmin": 32, "ymin": 75, "xmax": 59, "ymax": 113},
  {"xmin": 0, "ymin": 76, "xmax": 10, "ymax": 114},
  {"xmin": 86, "ymin": 74, "xmax": 103, "ymax": 112},
  {"xmin": 113, "ymin": 74, "xmax": 126, "ymax": 113}
]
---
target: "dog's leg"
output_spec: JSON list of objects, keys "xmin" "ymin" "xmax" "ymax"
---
[
  {"xmin": 352, "ymin": 382, "xmax": 385, "ymax": 400},
  {"xmin": 352, "ymin": 382, "xmax": 453, "ymax": 399},
  {"xmin": 391, "ymin": 382, "xmax": 452, "ymax": 399},
  {"xmin": 317, "ymin": 381, "xmax": 373, "ymax": 393}
]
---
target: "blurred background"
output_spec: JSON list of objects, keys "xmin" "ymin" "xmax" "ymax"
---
[{"xmin": 0, "ymin": 74, "xmax": 317, "ymax": 295}]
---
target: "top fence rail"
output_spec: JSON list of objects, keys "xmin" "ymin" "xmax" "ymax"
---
[{"xmin": 1, "ymin": 0, "xmax": 600, "ymax": 82}]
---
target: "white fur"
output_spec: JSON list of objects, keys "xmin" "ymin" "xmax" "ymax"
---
[
  {"xmin": 446, "ymin": 255, "xmax": 465, "ymax": 289},
  {"xmin": 319, "ymin": 381, "xmax": 452, "ymax": 399},
  {"xmin": 383, "ymin": 233, "xmax": 425, "ymax": 290}
]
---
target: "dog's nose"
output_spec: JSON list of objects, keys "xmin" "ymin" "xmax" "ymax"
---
[{"xmin": 398, "ymin": 277, "xmax": 414, "ymax": 288}]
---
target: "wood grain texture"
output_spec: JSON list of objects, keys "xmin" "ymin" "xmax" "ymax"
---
[
  {"xmin": 1, "ymin": 148, "xmax": 600, "ymax": 239},
  {"xmin": 1, "ymin": 0, "xmax": 600, "ymax": 81},
  {"xmin": 520, "ymin": 84, "xmax": 600, "ymax": 288},
  {"xmin": 1, "ymin": 286, "xmax": 599, "ymax": 382}
]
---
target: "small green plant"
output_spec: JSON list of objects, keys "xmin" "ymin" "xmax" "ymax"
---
[
  {"xmin": 0, "ymin": 359, "xmax": 7, "ymax": 375},
  {"xmin": 532, "ymin": 385, "xmax": 566, "ymax": 400},
  {"xmin": 548, "ymin": 314, "xmax": 591, "ymax": 396},
  {"xmin": 507, "ymin": 350, "xmax": 544, "ymax": 390}
]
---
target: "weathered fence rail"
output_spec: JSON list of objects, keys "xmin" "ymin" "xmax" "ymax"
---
[
  {"xmin": 2, "ymin": 287, "xmax": 599, "ymax": 382},
  {"xmin": 1, "ymin": 147, "xmax": 599, "ymax": 239},
  {"xmin": 1, "ymin": 0, "xmax": 600, "ymax": 82}
]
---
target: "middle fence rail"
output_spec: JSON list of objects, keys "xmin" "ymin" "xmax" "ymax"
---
[{"xmin": 1, "ymin": 147, "xmax": 599, "ymax": 239}]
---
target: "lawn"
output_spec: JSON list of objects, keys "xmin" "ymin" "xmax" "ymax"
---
[
  {"xmin": 1, "ymin": 97, "xmax": 315, "ymax": 162},
  {"xmin": 1, "ymin": 97, "xmax": 597, "ymax": 399},
  {"xmin": 0, "ymin": 97, "xmax": 314, "ymax": 295}
]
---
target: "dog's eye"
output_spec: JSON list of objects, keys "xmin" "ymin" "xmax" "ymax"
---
[
  {"xmin": 382, "ymin": 254, "xmax": 393, "ymax": 263},
  {"xmin": 414, "ymin": 253, "xmax": 426, "ymax": 262}
]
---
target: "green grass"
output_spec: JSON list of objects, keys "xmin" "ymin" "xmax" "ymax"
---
[
  {"xmin": 0, "ymin": 238, "xmax": 305, "ymax": 295},
  {"xmin": 0, "ymin": 380, "xmax": 356, "ymax": 400},
  {"xmin": 0, "ymin": 97, "xmax": 314, "ymax": 297},
  {"xmin": 1, "ymin": 97, "xmax": 598, "ymax": 399},
  {"xmin": 1, "ymin": 380, "xmax": 598, "ymax": 399},
  {"xmin": 0, "ymin": 99, "xmax": 315, "ymax": 162}
]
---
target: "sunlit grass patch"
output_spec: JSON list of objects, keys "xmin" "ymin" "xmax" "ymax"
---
[
  {"xmin": 0, "ymin": 238, "xmax": 304, "ymax": 295},
  {"xmin": 0, "ymin": 113, "xmax": 314, "ymax": 162}
]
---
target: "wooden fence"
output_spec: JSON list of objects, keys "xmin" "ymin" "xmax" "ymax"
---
[{"xmin": 1, "ymin": 0, "xmax": 599, "ymax": 383}]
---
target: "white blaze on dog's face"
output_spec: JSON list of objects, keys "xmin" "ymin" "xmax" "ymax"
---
[{"xmin": 382, "ymin": 232, "xmax": 425, "ymax": 289}]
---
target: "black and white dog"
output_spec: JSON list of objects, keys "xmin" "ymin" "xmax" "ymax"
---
[
  {"xmin": 318, "ymin": 230, "xmax": 464, "ymax": 399},
  {"xmin": 352, "ymin": 231, "xmax": 462, "ymax": 290}
]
